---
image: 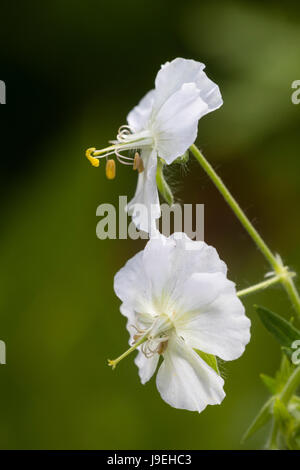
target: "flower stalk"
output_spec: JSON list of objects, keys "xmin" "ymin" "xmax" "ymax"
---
[
  {"xmin": 237, "ymin": 271, "xmax": 296, "ymax": 298},
  {"xmin": 190, "ymin": 144, "xmax": 300, "ymax": 320}
]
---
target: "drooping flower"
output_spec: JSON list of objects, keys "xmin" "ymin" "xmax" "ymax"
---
[
  {"xmin": 86, "ymin": 58, "xmax": 223, "ymax": 232},
  {"xmin": 109, "ymin": 233, "xmax": 251, "ymax": 413}
]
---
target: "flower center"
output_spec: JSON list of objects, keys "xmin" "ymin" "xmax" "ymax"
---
[
  {"xmin": 108, "ymin": 314, "xmax": 173, "ymax": 369},
  {"xmin": 133, "ymin": 314, "xmax": 173, "ymax": 358},
  {"xmin": 85, "ymin": 125, "xmax": 153, "ymax": 179}
]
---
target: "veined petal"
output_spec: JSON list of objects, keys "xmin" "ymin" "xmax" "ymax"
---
[
  {"xmin": 127, "ymin": 89, "xmax": 156, "ymax": 132},
  {"xmin": 119, "ymin": 304, "xmax": 136, "ymax": 342},
  {"xmin": 152, "ymin": 83, "xmax": 208, "ymax": 163},
  {"xmin": 177, "ymin": 288, "xmax": 251, "ymax": 361},
  {"xmin": 142, "ymin": 233, "xmax": 176, "ymax": 301},
  {"xmin": 114, "ymin": 251, "xmax": 146, "ymax": 306},
  {"xmin": 154, "ymin": 58, "xmax": 222, "ymax": 115},
  {"xmin": 173, "ymin": 272, "xmax": 228, "ymax": 316},
  {"xmin": 168, "ymin": 233, "xmax": 227, "ymax": 277},
  {"xmin": 195, "ymin": 69, "xmax": 223, "ymax": 113},
  {"xmin": 127, "ymin": 148, "xmax": 160, "ymax": 233},
  {"xmin": 156, "ymin": 335, "xmax": 225, "ymax": 412},
  {"xmin": 141, "ymin": 233, "xmax": 227, "ymax": 304},
  {"xmin": 135, "ymin": 350, "xmax": 159, "ymax": 384},
  {"xmin": 114, "ymin": 251, "xmax": 156, "ymax": 325}
]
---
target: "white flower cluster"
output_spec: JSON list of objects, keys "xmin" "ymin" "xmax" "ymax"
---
[{"xmin": 94, "ymin": 58, "xmax": 251, "ymax": 412}]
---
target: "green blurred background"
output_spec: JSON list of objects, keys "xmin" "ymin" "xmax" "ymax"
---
[{"xmin": 0, "ymin": 0, "xmax": 300, "ymax": 449}]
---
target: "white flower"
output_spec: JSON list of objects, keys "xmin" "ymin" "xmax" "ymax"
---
[
  {"xmin": 86, "ymin": 58, "xmax": 223, "ymax": 232},
  {"xmin": 110, "ymin": 233, "xmax": 251, "ymax": 413}
]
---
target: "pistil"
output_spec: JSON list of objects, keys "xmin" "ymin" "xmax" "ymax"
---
[{"xmin": 108, "ymin": 334, "xmax": 148, "ymax": 370}]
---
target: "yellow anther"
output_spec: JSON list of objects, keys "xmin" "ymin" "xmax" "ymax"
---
[
  {"xmin": 106, "ymin": 159, "xmax": 116, "ymax": 180},
  {"xmin": 133, "ymin": 152, "xmax": 144, "ymax": 173},
  {"xmin": 85, "ymin": 147, "xmax": 99, "ymax": 167}
]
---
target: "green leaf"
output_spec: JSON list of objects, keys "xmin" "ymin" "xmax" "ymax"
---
[
  {"xmin": 156, "ymin": 158, "xmax": 174, "ymax": 206},
  {"xmin": 242, "ymin": 397, "xmax": 274, "ymax": 442},
  {"xmin": 195, "ymin": 349, "xmax": 219, "ymax": 374},
  {"xmin": 260, "ymin": 373, "xmax": 277, "ymax": 394},
  {"xmin": 255, "ymin": 305, "xmax": 300, "ymax": 353}
]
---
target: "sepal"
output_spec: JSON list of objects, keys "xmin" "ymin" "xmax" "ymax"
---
[
  {"xmin": 172, "ymin": 150, "xmax": 189, "ymax": 165},
  {"xmin": 156, "ymin": 158, "xmax": 174, "ymax": 206},
  {"xmin": 195, "ymin": 349, "xmax": 219, "ymax": 375}
]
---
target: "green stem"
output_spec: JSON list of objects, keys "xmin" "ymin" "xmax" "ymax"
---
[
  {"xmin": 237, "ymin": 273, "xmax": 295, "ymax": 298},
  {"xmin": 268, "ymin": 419, "xmax": 279, "ymax": 450},
  {"xmin": 190, "ymin": 144, "xmax": 300, "ymax": 320},
  {"xmin": 156, "ymin": 158, "xmax": 174, "ymax": 206},
  {"xmin": 280, "ymin": 276, "xmax": 300, "ymax": 320},
  {"xmin": 280, "ymin": 365, "xmax": 300, "ymax": 405}
]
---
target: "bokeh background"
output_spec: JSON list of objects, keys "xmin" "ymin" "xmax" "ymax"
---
[{"xmin": 0, "ymin": 0, "xmax": 300, "ymax": 450}]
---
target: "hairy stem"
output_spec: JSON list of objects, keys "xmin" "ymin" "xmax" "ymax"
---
[{"xmin": 237, "ymin": 273, "xmax": 295, "ymax": 298}]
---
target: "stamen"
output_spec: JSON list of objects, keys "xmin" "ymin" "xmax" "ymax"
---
[
  {"xmin": 157, "ymin": 339, "xmax": 168, "ymax": 355},
  {"xmin": 133, "ymin": 152, "xmax": 144, "ymax": 173},
  {"xmin": 141, "ymin": 336, "xmax": 169, "ymax": 358},
  {"xmin": 108, "ymin": 334, "xmax": 147, "ymax": 370},
  {"xmin": 86, "ymin": 126, "xmax": 152, "ymax": 178},
  {"xmin": 142, "ymin": 342, "xmax": 156, "ymax": 358},
  {"xmin": 85, "ymin": 147, "xmax": 100, "ymax": 167},
  {"xmin": 106, "ymin": 159, "xmax": 116, "ymax": 180},
  {"xmin": 117, "ymin": 125, "xmax": 133, "ymax": 142},
  {"xmin": 115, "ymin": 148, "xmax": 135, "ymax": 166}
]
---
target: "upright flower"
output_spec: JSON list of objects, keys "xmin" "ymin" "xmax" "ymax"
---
[
  {"xmin": 109, "ymin": 233, "xmax": 251, "ymax": 412},
  {"xmin": 86, "ymin": 58, "xmax": 223, "ymax": 232}
]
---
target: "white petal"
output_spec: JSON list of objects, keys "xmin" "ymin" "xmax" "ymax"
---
[
  {"xmin": 127, "ymin": 89, "xmax": 155, "ymax": 132},
  {"xmin": 156, "ymin": 335, "xmax": 225, "ymax": 412},
  {"xmin": 141, "ymin": 233, "xmax": 227, "ymax": 303},
  {"xmin": 142, "ymin": 233, "xmax": 176, "ymax": 300},
  {"xmin": 194, "ymin": 68, "xmax": 223, "ymax": 113},
  {"xmin": 176, "ymin": 287, "xmax": 251, "ymax": 361},
  {"xmin": 168, "ymin": 233, "xmax": 227, "ymax": 277},
  {"xmin": 152, "ymin": 83, "xmax": 208, "ymax": 163},
  {"xmin": 127, "ymin": 148, "xmax": 160, "ymax": 233},
  {"xmin": 135, "ymin": 350, "xmax": 159, "ymax": 384},
  {"xmin": 119, "ymin": 304, "xmax": 137, "ymax": 342},
  {"xmin": 154, "ymin": 58, "xmax": 222, "ymax": 115},
  {"xmin": 173, "ymin": 272, "xmax": 228, "ymax": 315},
  {"xmin": 114, "ymin": 251, "xmax": 146, "ymax": 306},
  {"xmin": 114, "ymin": 251, "xmax": 156, "ymax": 324}
]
